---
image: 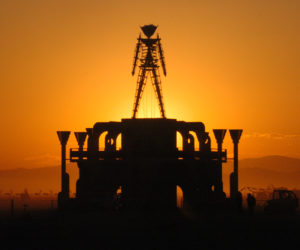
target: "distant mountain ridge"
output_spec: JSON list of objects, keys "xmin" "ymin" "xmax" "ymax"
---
[
  {"xmin": 223, "ymin": 155, "xmax": 300, "ymax": 190},
  {"xmin": 0, "ymin": 155, "xmax": 300, "ymax": 193},
  {"xmin": 239, "ymin": 155, "xmax": 300, "ymax": 172}
]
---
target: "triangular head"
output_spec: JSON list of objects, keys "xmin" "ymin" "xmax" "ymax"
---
[
  {"xmin": 57, "ymin": 131, "xmax": 70, "ymax": 146},
  {"xmin": 141, "ymin": 24, "xmax": 157, "ymax": 38},
  {"xmin": 229, "ymin": 129, "xmax": 243, "ymax": 143}
]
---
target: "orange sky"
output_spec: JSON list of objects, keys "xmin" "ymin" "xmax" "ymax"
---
[{"xmin": 0, "ymin": 0, "xmax": 299, "ymax": 170}]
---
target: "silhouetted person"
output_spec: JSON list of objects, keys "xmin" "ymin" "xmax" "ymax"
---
[
  {"xmin": 236, "ymin": 191, "xmax": 243, "ymax": 213},
  {"xmin": 22, "ymin": 204, "xmax": 32, "ymax": 221},
  {"xmin": 247, "ymin": 193, "xmax": 256, "ymax": 215},
  {"xmin": 10, "ymin": 199, "xmax": 14, "ymax": 217}
]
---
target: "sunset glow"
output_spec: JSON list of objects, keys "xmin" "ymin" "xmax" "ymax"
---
[{"xmin": 0, "ymin": 0, "xmax": 299, "ymax": 172}]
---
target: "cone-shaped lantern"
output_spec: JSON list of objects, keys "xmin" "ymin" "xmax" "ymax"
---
[
  {"xmin": 74, "ymin": 132, "xmax": 87, "ymax": 150},
  {"xmin": 57, "ymin": 131, "xmax": 71, "ymax": 205},
  {"xmin": 57, "ymin": 131, "xmax": 70, "ymax": 146},
  {"xmin": 229, "ymin": 130, "xmax": 243, "ymax": 144},
  {"xmin": 213, "ymin": 129, "xmax": 227, "ymax": 145},
  {"xmin": 213, "ymin": 129, "xmax": 227, "ymax": 193},
  {"xmin": 229, "ymin": 129, "xmax": 243, "ymax": 198}
]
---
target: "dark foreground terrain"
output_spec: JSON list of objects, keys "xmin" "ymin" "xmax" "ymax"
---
[{"xmin": 1, "ymin": 208, "xmax": 299, "ymax": 250}]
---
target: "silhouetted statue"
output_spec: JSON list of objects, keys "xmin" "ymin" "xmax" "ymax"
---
[
  {"xmin": 236, "ymin": 191, "xmax": 243, "ymax": 213},
  {"xmin": 131, "ymin": 25, "xmax": 167, "ymax": 118},
  {"xmin": 247, "ymin": 193, "xmax": 256, "ymax": 215}
]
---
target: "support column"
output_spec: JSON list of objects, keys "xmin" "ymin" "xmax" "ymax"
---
[
  {"xmin": 229, "ymin": 129, "xmax": 243, "ymax": 198},
  {"xmin": 57, "ymin": 131, "xmax": 70, "ymax": 207},
  {"xmin": 213, "ymin": 129, "xmax": 227, "ymax": 194}
]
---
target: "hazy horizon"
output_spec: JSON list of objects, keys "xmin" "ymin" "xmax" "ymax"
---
[{"xmin": 1, "ymin": 155, "xmax": 300, "ymax": 195}]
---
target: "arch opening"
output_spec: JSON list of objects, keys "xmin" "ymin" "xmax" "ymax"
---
[
  {"xmin": 116, "ymin": 133, "xmax": 122, "ymax": 150},
  {"xmin": 99, "ymin": 131, "xmax": 108, "ymax": 151},
  {"xmin": 113, "ymin": 185, "xmax": 123, "ymax": 211},
  {"xmin": 176, "ymin": 132, "xmax": 183, "ymax": 151},
  {"xmin": 176, "ymin": 185, "xmax": 184, "ymax": 209},
  {"xmin": 189, "ymin": 131, "xmax": 199, "ymax": 151}
]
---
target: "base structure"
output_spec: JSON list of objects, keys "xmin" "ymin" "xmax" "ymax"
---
[{"xmin": 65, "ymin": 118, "xmax": 227, "ymax": 211}]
